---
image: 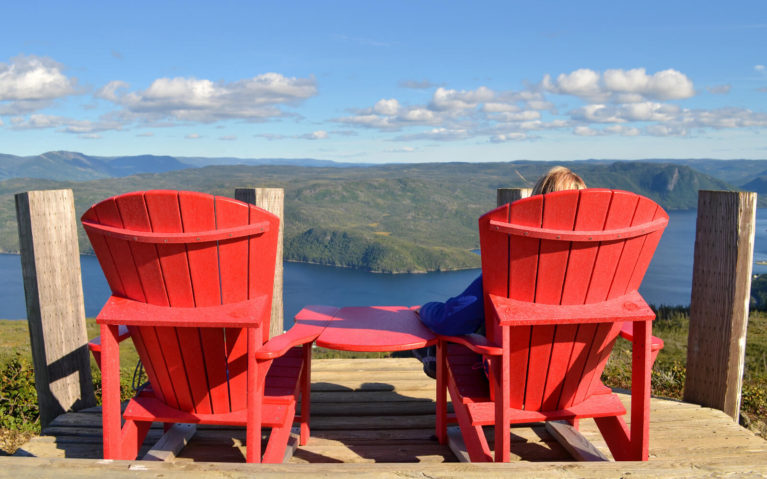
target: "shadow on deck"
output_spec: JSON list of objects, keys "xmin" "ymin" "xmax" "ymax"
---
[{"xmin": 6, "ymin": 358, "xmax": 767, "ymax": 477}]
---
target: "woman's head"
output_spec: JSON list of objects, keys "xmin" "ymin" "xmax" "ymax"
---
[{"xmin": 531, "ymin": 166, "xmax": 586, "ymax": 195}]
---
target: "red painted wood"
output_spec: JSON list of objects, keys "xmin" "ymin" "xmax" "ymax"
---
[
  {"xmin": 99, "ymin": 324, "xmax": 122, "ymax": 459},
  {"xmin": 490, "ymin": 290, "xmax": 654, "ymax": 325},
  {"xmin": 82, "ymin": 218, "xmax": 268, "ymax": 243},
  {"xmin": 526, "ymin": 191, "xmax": 578, "ymax": 411},
  {"xmin": 83, "ymin": 190, "xmax": 298, "ymax": 463},
  {"xmin": 444, "ymin": 189, "xmax": 667, "ymax": 462},
  {"xmin": 487, "ymin": 216, "xmax": 667, "ymax": 242},
  {"xmin": 313, "ymin": 306, "xmax": 437, "ymax": 352}
]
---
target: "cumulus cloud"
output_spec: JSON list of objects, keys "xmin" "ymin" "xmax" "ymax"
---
[
  {"xmin": 755, "ymin": 65, "xmax": 766, "ymax": 72},
  {"xmin": 571, "ymin": 102, "xmax": 679, "ymax": 123},
  {"xmin": 0, "ymin": 55, "xmax": 77, "ymax": 102},
  {"xmin": 429, "ymin": 86, "xmax": 494, "ymax": 111},
  {"xmin": 543, "ymin": 68, "xmax": 694, "ymax": 102},
  {"xmin": 185, "ymin": 133, "xmax": 201, "ymax": 139},
  {"xmin": 0, "ymin": 55, "xmax": 79, "ymax": 114},
  {"xmin": 103, "ymin": 73, "xmax": 317, "ymax": 123}
]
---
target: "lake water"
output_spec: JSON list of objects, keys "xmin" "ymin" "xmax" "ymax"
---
[{"xmin": 2, "ymin": 209, "xmax": 765, "ymax": 326}]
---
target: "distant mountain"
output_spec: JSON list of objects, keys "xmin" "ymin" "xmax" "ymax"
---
[
  {"xmin": 0, "ymin": 151, "xmax": 355, "ymax": 181},
  {"xmin": 634, "ymin": 158, "xmax": 767, "ymax": 188},
  {"xmin": 177, "ymin": 156, "xmax": 357, "ymax": 168},
  {"xmin": 0, "ymin": 160, "xmax": 748, "ymax": 272},
  {"xmin": 742, "ymin": 172, "xmax": 767, "ymax": 195}
]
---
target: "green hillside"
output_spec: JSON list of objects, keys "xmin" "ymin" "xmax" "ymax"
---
[{"xmin": 0, "ymin": 161, "xmax": 742, "ymax": 272}]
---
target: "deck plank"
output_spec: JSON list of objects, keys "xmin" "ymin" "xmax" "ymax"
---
[{"xmin": 10, "ymin": 357, "xmax": 767, "ymax": 477}]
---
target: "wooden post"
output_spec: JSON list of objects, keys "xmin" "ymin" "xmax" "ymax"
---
[
  {"xmin": 15, "ymin": 189, "xmax": 96, "ymax": 428},
  {"xmin": 235, "ymin": 188, "xmax": 284, "ymax": 338},
  {"xmin": 684, "ymin": 190, "xmax": 757, "ymax": 421},
  {"xmin": 497, "ymin": 187, "xmax": 532, "ymax": 207}
]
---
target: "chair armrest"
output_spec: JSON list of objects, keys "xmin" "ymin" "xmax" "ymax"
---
[
  {"xmin": 88, "ymin": 324, "xmax": 131, "ymax": 354},
  {"xmin": 490, "ymin": 290, "xmax": 655, "ymax": 326},
  {"xmin": 96, "ymin": 294, "xmax": 269, "ymax": 328},
  {"xmin": 437, "ymin": 333, "xmax": 503, "ymax": 356},
  {"xmin": 254, "ymin": 323, "xmax": 326, "ymax": 360}
]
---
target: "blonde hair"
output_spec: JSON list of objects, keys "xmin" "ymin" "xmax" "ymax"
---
[{"xmin": 531, "ymin": 166, "xmax": 586, "ymax": 195}]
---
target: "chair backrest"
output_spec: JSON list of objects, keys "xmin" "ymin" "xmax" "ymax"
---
[
  {"xmin": 479, "ymin": 189, "xmax": 667, "ymax": 412},
  {"xmin": 82, "ymin": 190, "xmax": 279, "ymax": 414}
]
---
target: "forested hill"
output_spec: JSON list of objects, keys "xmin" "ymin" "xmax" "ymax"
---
[{"xmin": 0, "ymin": 160, "xmax": 749, "ymax": 272}]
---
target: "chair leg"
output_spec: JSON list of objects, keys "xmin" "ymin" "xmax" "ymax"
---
[
  {"xmin": 246, "ymin": 328, "xmax": 265, "ymax": 463},
  {"xmin": 263, "ymin": 409, "xmax": 297, "ymax": 463},
  {"xmin": 435, "ymin": 341, "xmax": 447, "ymax": 444},
  {"xmin": 120, "ymin": 420, "xmax": 151, "ymax": 460},
  {"xmin": 100, "ymin": 324, "xmax": 122, "ymax": 460},
  {"xmin": 447, "ymin": 380, "xmax": 493, "ymax": 462},
  {"xmin": 630, "ymin": 319, "xmax": 652, "ymax": 461},
  {"xmin": 594, "ymin": 415, "xmax": 631, "ymax": 460},
  {"xmin": 299, "ymin": 343, "xmax": 312, "ymax": 445}
]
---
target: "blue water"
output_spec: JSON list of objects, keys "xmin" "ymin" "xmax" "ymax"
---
[{"xmin": 2, "ymin": 209, "xmax": 765, "ymax": 323}]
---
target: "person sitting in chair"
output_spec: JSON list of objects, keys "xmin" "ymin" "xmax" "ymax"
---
[{"xmin": 414, "ymin": 166, "xmax": 586, "ymax": 378}]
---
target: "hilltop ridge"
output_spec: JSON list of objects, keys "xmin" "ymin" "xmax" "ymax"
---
[{"xmin": 0, "ymin": 159, "xmax": 755, "ymax": 273}]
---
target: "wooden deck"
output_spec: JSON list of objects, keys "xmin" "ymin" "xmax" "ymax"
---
[{"xmin": 5, "ymin": 357, "xmax": 767, "ymax": 477}]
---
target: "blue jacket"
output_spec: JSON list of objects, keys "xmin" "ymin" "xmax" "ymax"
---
[{"xmin": 418, "ymin": 274, "xmax": 484, "ymax": 336}]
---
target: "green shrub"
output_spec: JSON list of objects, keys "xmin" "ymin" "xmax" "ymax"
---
[{"xmin": 0, "ymin": 355, "xmax": 39, "ymax": 432}]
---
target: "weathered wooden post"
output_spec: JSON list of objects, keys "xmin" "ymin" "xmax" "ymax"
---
[
  {"xmin": 497, "ymin": 187, "xmax": 532, "ymax": 206},
  {"xmin": 15, "ymin": 189, "xmax": 96, "ymax": 428},
  {"xmin": 684, "ymin": 190, "xmax": 757, "ymax": 421},
  {"xmin": 234, "ymin": 188, "xmax": 285, "ymax": 338}
]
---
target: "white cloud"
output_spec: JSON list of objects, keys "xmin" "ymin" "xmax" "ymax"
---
[
  {"xmin": 646, "ymin": 124, "xmax": 688, "ymax": 136},
  {"xmin": 574, "ymin": 126, "xmax": 600, "ymax": 136},
  {"xmin": 490, "ymin": 132, "xmax": 528, "ymax": 142},
  {"xmin": 544, "ymin": 69, "xmax": 602, "ymax": 99},
  {"xmin": 79, "ymin": 133, "xmax": 102, "ymax": 139},
  {"xmin": 374, "ymin": 99, "xmax": 400, "ymax": 115},
  {"xmin": 755, "ymin": 65, "xmax": 766, "ymax": 72},
  {"xmin": 302, "ymin": 130, "xmax": 328, "ymax": 140},
  {"xmin": 136, "ymin": 131, "xmax": 154, "ymax": 137},
  {"xmin": 104, "ymin": 73, "xmax": 317, "ymax": 123},
  {"xmin": 0, "ymin": 55, "xmax": 77, "ymax": 102},
  {"xmin": 185, "ymin": 133, "xmax": 201, "ymax": 139},
  {"xmin": 429, "ymin": 86, "xmax": 493, "ymax": 111},
  {"xmin": 571, "ymin": 102, "xmax": 679, "ymax": 123},
  {"xmin": 219, "ymin": 135, "xmax": 237, "ymax": 141},
  {"xmin": 395, "ymin": 127, "xmax": 470, "ymax": 141},
  {"xmin": 544, "ymin": 68, "xmax": 694, "ymax": 102}
]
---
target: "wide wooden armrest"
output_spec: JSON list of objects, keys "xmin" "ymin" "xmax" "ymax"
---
[
  {"xmin": 96, "ymin": 295, "xmax": 269, "ymax": 328},
  {"xmin": 88, "ymin": 325, "xmax": 131, "ymax": 354},
  {"xmin": 490, "ymin": 290, "xmax": 655, "ymax": 326},
  {"xmin": 254, "ymin": 323, "xmax": 327, "ymax": 360},
  {"xmin": 438, "ymin": 333, "xmax": 503, "ymax": 356}
]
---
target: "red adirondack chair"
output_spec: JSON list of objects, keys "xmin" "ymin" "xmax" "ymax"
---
[
  {"xmin": 83, "ymin": 190, "xmax": 321, "ymax": 463},
  {"xmin": 434, "ymin": 189, "xmax": 668, "ymax": 462}
]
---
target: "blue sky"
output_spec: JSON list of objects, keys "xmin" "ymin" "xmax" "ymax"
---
[{"xmin": 1, "ymin": 1, "xmax": 766, "ymax": 163}]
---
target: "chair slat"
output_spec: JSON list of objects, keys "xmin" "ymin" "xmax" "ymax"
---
[{"xmin": 526, "ymin": 191, "xmax": 579, "ymax": 410}]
